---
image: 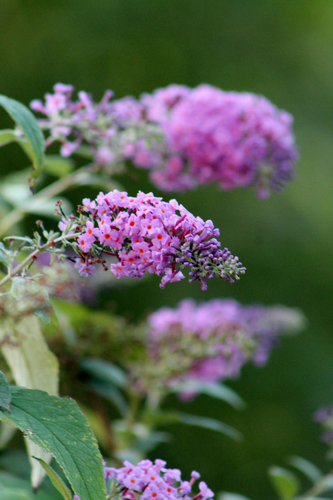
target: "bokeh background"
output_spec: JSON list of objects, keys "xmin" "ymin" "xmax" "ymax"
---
[{"xmin": 1, "ymin": 1, "xmax": 333, "ymax": 499}]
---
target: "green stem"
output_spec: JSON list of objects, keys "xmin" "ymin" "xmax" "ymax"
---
[
  {"xmin": 0, "ymin": 233, "xmax": 77, "ymax": 289},
  {"xmin": 297, "ymin": 471, "xmax": 333, "ymax": 500},
  {"xmin": 125, "ymin": 390, "xmax": 140, "ymax": 433},
  {"xmin": 0, "ymin": 165, "xmax": 93, "ymax": 238}
]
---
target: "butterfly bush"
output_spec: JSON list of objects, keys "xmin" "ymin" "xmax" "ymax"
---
[
  {"xmin": 65, "ymin": 189, "xmax": 245, "ymax": 290},
  {"xmin": 129, "ymin": 299, "xmax": 305, "ymax": 397},
  {"xmin": 314, "ymin": 404, "xmax": 333, "ymax": 444},
  {"xmin": 31, "ymin": 83, "xmax": 298, "ymax": 197},
  {"xmin": 141, "ymin": 84, "xmax": 298, "ymax": 197},
  {"xmin": 74, "ymin": 459, "xmax": 213, "ymax": 500}
]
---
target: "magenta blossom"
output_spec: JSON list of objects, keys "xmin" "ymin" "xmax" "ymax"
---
[
  {"xmin": 31, "ymin": 83, "xmax": 297, "ymax": 197},
  {"xmin": 129, "ymin": 299, "xmax": 305, "ymax": 397},
  {"xmin": 105, "ymin": 458, "xmax": 213, "ymax": 500},
  {"xmin": 140, "ymin": 84, "xmax": 298, "ymax": 197},
  {"xmin": 65, "ymin": 190, "xmax": 245, "ymax": 290}
]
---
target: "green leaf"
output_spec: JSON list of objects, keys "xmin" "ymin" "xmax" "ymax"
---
[
  {"xmin": 85, "ymin": 381, "xmax": 128, "ymax": 416},
  {"xmin": 171, "ymin": 381, "xmax": 245, "ymax": 409},
  {"xmin": 0, "ymin": 314, "xmax": 58, "ymax": 487},
  {"xmin": 269, "ymin": 466, "xmax": 300, "ymax": 500},
  {"xmin": 0, "ymin": 468, "xmax": 62, "ymax": 499},
  {"xmin": 0, "ymin": 130, "xmax": 18, "ymax": 147},
  {"xmin": 0, "ymin": 422, "xmax": 17, "ymax": 449},
  {"xmin": 288, "ymin": 456, "xmax": 322, "ymax": 482},
  {"xmin": 0, "ymin": 242, "xmax": 10, "ymax": 267},
  {"xmin": 0, "ymin": 488, "xmax": 32, "ymax": 500},
  {"xmin": 0, "ymin": 387, "xmax": 106, "ymax": 500},
  {"xmin": 0, "ymin": 371, "xmax": 11, "ymax": 413},
  {"xmin": 3, "ymin": 236, "xmax": 33, "ymax": 244},
  {"xmin": 135, "ymin": 431, "xmax": 170, "ymax": 454},
  {"xmin": 33, "ymin": 459, "xmax": 72, "ymax": 500},
  {"xmin": 80, "ymin": 358, "xmax": 126, "ymax": 388},
  {"xmin": 176, "ymin": 412, "xmax": 242, "ymax": 441},
  {"xmin": 43, "ymin": 156, "xmax": 74, "ymax": 178},
  {"xmin": 218, "ymin": 492, "xmax": 252, "ymax": 500},
  {"xmin": 0, "ymin": 94, "xmax": 45, "ymax": 185},
  {"xmin": 10, "ymin": 278, "xmax": 52, "ymax": 325},
  {"xmin": 0, "ymin": 315, "xmax": 58, "ymax": 394}
]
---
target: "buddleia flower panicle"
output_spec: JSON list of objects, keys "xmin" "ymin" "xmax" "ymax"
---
[
  {"xmin": 314, "ymin": 404, "xmax": 333, "ymax": 445},
  {"xmin": 31, "ymin": 83, "xmax": 298, "ymax": 197},
  {"xmin": 73, "ymin": 459, "xmax": 213, "ymax": 500},
  {"xmin": 129, "ymin": 299, "xmax": 305, "ymax": 397},
  {"xmin": 140, "ymin": 84, "xmax": 298, "ymax": 197},
  {"xmin": 62, "ymin": 189, "xmax": 245, "ymax": 290}
]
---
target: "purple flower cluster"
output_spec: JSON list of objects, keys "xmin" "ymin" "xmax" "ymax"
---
[
  {"xmin": 30, "ymin": 83, "xmax": 147, "ymax": 163},
  {"xmin": 141, "ymin": 84, "xmax": 298, "ymax": 197},
  {"xmin": 64, "ymin": 190, "xmax": 245, "ymax": 290},
  {"xmin": 130, "ymin": 299, "xmax": 304, "ymax": 396},
  {"xmin": 314, "ymin": 405, "xmax": 333, "ymax": 444},
  {"xmin": 31, "ymin": 83, "xmax": 297, "ymax": 197},
  {"xmin": 104, "ymin": 459, "xmax": 213, "ymax": 500}
]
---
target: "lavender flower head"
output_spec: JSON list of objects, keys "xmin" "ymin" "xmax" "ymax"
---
[
  {"xmin": 140, "ymin": 84, "xmax": 298, "ymax": 197},
  {"xmin": 30, "ymin": 83, "xmax": 153, "ymax": 165},
  {"xmin": 62, "ymin": 189, "xmax": 245, "ymax": 290},
  {"xmin": 314, "ymin": 404, "xmax": 333, "ymax": 445},
  {"xmin": 130, "ymin": 299, "xmax": 305, "ymax": 397},
  {"xmin": 74, "ymin": 459, "xmax": 213, "ymax": 500}
]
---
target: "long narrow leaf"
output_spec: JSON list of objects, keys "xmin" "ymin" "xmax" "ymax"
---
[
  {"xmin": 171, "ymin": 381, "xmax": 245, "ymax": 409},
  {"xmin": 177, "ymin": 412, "xmax": 242, "ymax": 441},
  {"xmin": 33, "ymin": 459, "xmax": 72, "ymax": 500},
  {"xmin": 288, "ymin": 456, "xmax": 322, "ymax": 482}
]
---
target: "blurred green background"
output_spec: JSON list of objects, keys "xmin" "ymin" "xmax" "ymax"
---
[{"xmin": 1, "ymin": 1, "xmax": 333, "ymax": 498}]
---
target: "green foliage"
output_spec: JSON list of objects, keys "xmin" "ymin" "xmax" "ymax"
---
[
  {"xmin": 0, "ymin": 95, "xmax": 45, "ymax": 186},
  {"xmin": 0, "ymin": 371, "xmax": 11, "ymax": 413},
  {"xmin": 171, "ymin": 381, "xmax": 245, "ymax": 409},
  {"xmin": 288, "ymin": 456, "xmax": 322, "ymax": 482},
  {"xmin": 33, "ymin": 459, "xmax": 72, "ymax": 500},
  {"xmin": 0, "ymin": 386, "xmax": 106, "ymax": 500},
  {"xmin": 269, "ymin": 466, "xmax": 300, "ymax": 500},
  {"xmin": 43, "ymin": 156, "xmax": 74, "ymax": 179}
]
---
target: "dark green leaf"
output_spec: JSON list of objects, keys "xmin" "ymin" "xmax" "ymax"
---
[
  {"xmin": 33, "ymin": 459, "xmax": 72, "ymax": 500},
  {"xmin": 135, "ymin": 431, "xmax": 170, "ymax": 454},
  {"xmin": 0, "ymin": 371, "xmax": 11, "ymax": 413},
  {"xmin": 86, "ymin": 381, "xmax": 128, "ymax": 416},
  {"xmin": 0, "ymin": 95, "xmax": 45, "ymax": 185},
  {"xmin": 176, "ymin": 412, "xmax": 242, "ymax": 441},
  {"xmin": 0, "ymin": 469, "xmax": 62, "ymax": 499},
  {"xmin": 80, "ymin": 358, "xmax": 126, "ymax": 388},
  {"xmin": 0, "ymin": 387, "xmax": 106, "ymax": 500},
  {"xmin": 269, "ymin": 466, "xmax": 299, "ymax": 500}
]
